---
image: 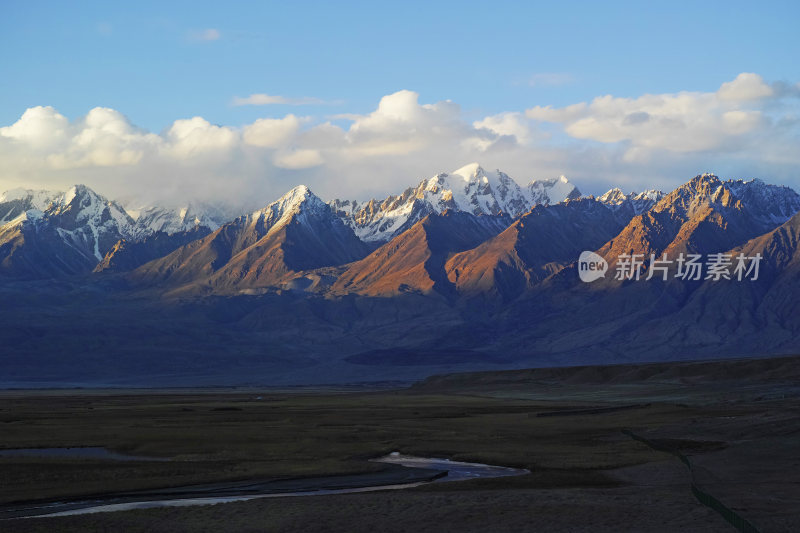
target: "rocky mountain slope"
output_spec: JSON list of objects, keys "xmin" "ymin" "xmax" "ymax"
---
[
  {"xmin": 444, "ymin": 198, "xmax": 624, "ymax": 300},
  {"xmin": 332, "ymin": 211, "xmax": 510, "ymax": 297},
  {"xmin": 596, "ymin": 174, "xmax": 800, "ymax": 274},
  {"xmin": 94, "ymin": 227, "xmax": 214, "ymax": 274},
  {"xmin": 131, "ymin": 186, "xmax": 369, "ymax": 291},
  {"xmin": 0, "ymin": 185, "xmax": 135, "ymax": 278},
  {"xmin": 3, "ymin": 171, "xmax": 800, "ymax": 386}
]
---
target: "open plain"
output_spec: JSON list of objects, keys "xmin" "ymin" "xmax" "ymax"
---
[{"xmin": 2, "ymin": 356, "xmax": 799, "ymax": 532}]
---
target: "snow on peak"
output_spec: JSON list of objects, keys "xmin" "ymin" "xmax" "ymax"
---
[
  {"xmin": 330, "ymin": 164, "xmax": 581, "ymax": 242},
  {"xmin": 598, "ymin": 188, "xmax": 626, "ymax": 205},
  {"xmin": 50, "ymin": 185, "xmax": 136, "ymax": 259},
  {"xmin": 249, "ymin": 184, "xmax": 330, "ymax": 236},
  {"xmin": 2, "ymin": 184, "xmax": 136, "ymax": 263},
  {"xmin": 261, "ymin": 185, "xmax": 323, "ymax": 217},
  {"xmin": 0, "ymin": 187, "xmax": 56, "ymax": 206},
  {"xmin": 599, "ymin": 187, "xmax": 664, "ymax": 216},
  {"xmin": 526, "ymin": 175, "xmax": 581, "ymax": 207},
  {"xmin": 278, "ymin": 184, "xmax": 315, "ymax": 207},
  {"xmin": 636, "ymin": 190, "xmax": 664, "ymax": 202},
  {"xmin": 418, "ymin": 164, "xmax": 529, "ymax": 217},
  {"xmin": 62, "ymin": 185, "xmax": 80, "ymax": 206},
  {"xmin": 0, "ymin": 188, "xmax": 61, "ymax": 224},
  {"xmin": 450, "ymin": 162, "xmax": 486, "ymax": 181},
  {"xmin": 724, "ymin": 177, "xmax": 800, "ymax": 224},
  {"xmin": 131, "ymin": 202, "xmax": 232, "ymax": 237}
]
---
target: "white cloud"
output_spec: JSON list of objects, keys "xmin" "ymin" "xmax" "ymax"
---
[
  {"xmin": 243, "ymin": 115, "xmax": 303, "ymax": 148},
  {"xmin": 232, "ymin": 94, "xmax": 327, "ymax": 106},
  {"xmin": 49, "ymin": 107, "xmax": 159, "ymax": 168},
  {"xmin": 0, "ymin": 106, "xmax": 69, "ymax": 149},
  {"xmin": 1, "ymin": 73, "xmax": 798, "ymax": 207},
  {"xmin": 274, "ymin": 149, "xmax": 323, "ymax": 169},
  {"xmin": 717, "ymin": 72, "xmax": 774, "ymax": 101},
  {"xmin": 473, "ymin": 112, "xmax": 542, "ymax": 145},
  {"xmin": 164, "ymin": 117, "xmax": 238, "ymax": 159},
  {"xmin": 525, "ymin": 73, "xmax": 794, "ymax": 157},
  {"xmin": 339, "ymin": 90, "xmax": 472, "ymax": 157}
]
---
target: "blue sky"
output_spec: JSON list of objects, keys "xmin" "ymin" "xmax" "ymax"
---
[{"xmin": 1, "ymin": 1, "xmax": 799, "ymax": 205}]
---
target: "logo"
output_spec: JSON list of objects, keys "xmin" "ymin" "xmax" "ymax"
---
[
  {"xmin": 578, "ymin": 251, "xmax": 608, "ymax": 283},
  {"xmin": 577, "ymin": 251, "xmax": 762, "ymax": 283}
]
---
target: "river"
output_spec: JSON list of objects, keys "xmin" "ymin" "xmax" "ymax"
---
[{"xmin": 2, "ymin": 452, "xmax": 528, "ymax": 519}]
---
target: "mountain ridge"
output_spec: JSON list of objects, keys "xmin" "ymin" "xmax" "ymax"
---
[
  {"xmin": 330, "ymin": 163, "xmax": 581, "ymax": 242},
  {"xmin": 3, "ymin": 170, "xmax": 800, "ymax": 386}
]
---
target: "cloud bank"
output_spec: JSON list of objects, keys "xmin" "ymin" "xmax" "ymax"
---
[{"xmin": 1, "ymin": 73, "xmax": 798, "ymax": 208}]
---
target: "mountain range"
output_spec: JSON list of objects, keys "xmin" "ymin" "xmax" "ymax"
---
[
  {"xmin": 330, "ymin": 163, "xmax": 581, "ymax": 242},
  {"xmin": 2, "ymin": 164, "xmax": 799, "ymax": 387}
]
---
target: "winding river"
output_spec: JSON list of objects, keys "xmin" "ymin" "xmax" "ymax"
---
[{"xmin": 3, "ymin": 453, "xmax": 528, "ymax": 519}]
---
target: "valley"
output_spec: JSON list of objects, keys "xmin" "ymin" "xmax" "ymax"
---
[{"xmin": 2, "ymin": 356, "xmax": 798, "ymax": 531}]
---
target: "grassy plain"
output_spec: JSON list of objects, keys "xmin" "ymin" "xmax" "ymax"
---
[{"xmin": 2, "ymin": 356, "xmax": 799, "ymax": 531}]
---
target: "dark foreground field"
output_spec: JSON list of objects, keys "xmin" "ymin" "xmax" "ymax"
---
[{"xmin": 2, "ymin": 356, "xmax": 799, "ymax": 532}]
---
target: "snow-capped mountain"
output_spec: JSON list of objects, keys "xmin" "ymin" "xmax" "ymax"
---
[
  {"xmin": 131, "ymin": 185, "xmax": 369, "ymax": 290},
  {"xmin": 330, "ymin": 163, "xmax": 581, "ymax": 242},
  {"xmin": 725, "ymin": 177, "xmax": 800, "ymax": 226},
  {"xmin": 0, "ymin": 188, "xmax": 61, "ymax": 224},
  {"xmin": 527, "ymin": 175, "xmax": 581, "ymax": 206},
  {"xmin": 250, "ymin": 184, "xmax": 331, "ymax": 234},
  {"xmin": 0, "ymin": 184, "xmax": 136, "ymax": 278},
  {"xmin": 47, "ymin": 185, "xmax": 136, "ymax": 258},
  {"xmin": 128, "ymin": 203, "xmax": 237, "ymax": 238},
  {"xmin": 598, "ymin": 188, "xmax": 664, "ymax": 221}
]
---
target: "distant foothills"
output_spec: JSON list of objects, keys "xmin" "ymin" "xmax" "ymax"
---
[{"xmin": 2, "ymin": 163, "xmax": 800, "ymax": 387}]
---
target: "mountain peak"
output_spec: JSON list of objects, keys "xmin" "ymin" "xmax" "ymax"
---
[
  {"xmin": 0, "ymin": 187, "xmax": 55, "ymax": 204},
  {"xmin": 0, "ymin": 188, "xmax": 60, "ymax": 224},
  {"xmin": 687, "ymin": 173, "xmax": 723, "ymax": 190},
  {"xmin": 527, "ymin": 175, "xmax": 581, "ymax": 206},
  {"xmin": 450, "ymin": 162, "xmax": 486, "ymax": 180},
  {"xmin": 598, "ymin": 187, "xmax": 664, "ymax": 218},
  {"xmin": 267, "ymin": 184, "xmax": 323, "ymax": 214},
  {"xmin": 57, "ymin": 184, "xmax": 109, "ymax": 210},
  {"xmin": 286, "ymin": 183, "xmax": 312, "ymax": 198},
  {"xmin": 598, "ymin": 188, "xmax": 626, "ymax": 204},
  {"xmin": 331, "ymin": 165, "xmax": 581, "ymax": 242},
  {"xmin": 129, "ymin": 201, "xmax": 234, "ymax": 238},
  {"xmin": 249, "ymin": 184, "xmax": 329, "ymax": 237}
]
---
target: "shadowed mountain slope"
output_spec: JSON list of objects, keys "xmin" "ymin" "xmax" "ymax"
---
[
  {"xmin": 131, "ymin": 186, "xmax": 369, "ymax": 291},
  {"xmin": 332, "ymin": 211, "xmax": 511, "ymax": 297},
  {"xmin": 444, "ymin": 198, "xmax": 624, "ymax": 300}
]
